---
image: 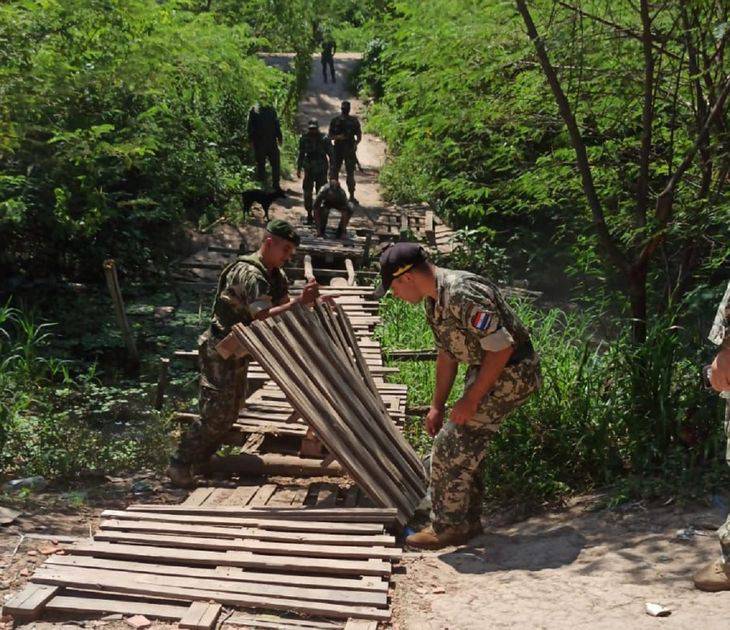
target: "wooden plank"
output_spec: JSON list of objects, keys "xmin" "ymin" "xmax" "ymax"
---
[
  {"xmin": 249, "ymin": 483, "xmax": 278, "ymax": 506},
  {"xmin": 225, "ymin": 613, "xmax": 343, "ymax": 629},
  {"xmin": 34, "ymin": 566, "xmax": 387, "ymax": 608},
  {"xmin": 126, "ymin": 505, "xmax": 398, "ymax": 522},
  {"xmin": 184, "ymin": 487, "xmax": 214, "ymax": 506},
  {"xmin": 266, "ymin": 486, "xmax": 300, "ymax": 507},
  {"xmin": 34, "ymin": 566, "xmax": 391, "ymax": 621},
  {"xmin": 224, "ymin": 485, "xmax": 260, "ymax": 507},
  {"xmin": 92, "ymin": 531, "xmax": 402, "ymax": 560},
  {"xmin": 101, "ymin": 510, "xmax": 385, "ymax": 534},
  {"xmin": 345, "ymin": 620, "xmax": 378, "ymax": 630},
  {"xmin": 99, "ymin": 519, "xmax": 396, "ymax": 546},
  {"xmin": 47, "ymin": 556, "xmax": 389, "ymax": 592},
  {"xmin": 1, "ymin": 584, "xmax": 58, "ymax": 621},
  {"xmin": 180, "ymin": 601, "xmax": 221, "ymax": 630},
  {"xmin": 205, "ymin": 452, "xmax": 344, "ymax": 478},
  {"xmin": 71, "ymin": 542, "xmax": 392, "ymax": 576},
  {"xmin": 203, "ymin": 488, "xmax": 234, "ymax": 506},
  {"xmin": 46, "ymin": 594, "xmax": 188, "ymax": 620}
]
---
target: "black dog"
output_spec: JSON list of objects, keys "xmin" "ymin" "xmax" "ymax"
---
[{"xmin": 241, "ymin": 189, "xmax": 281, "ymax": 221}]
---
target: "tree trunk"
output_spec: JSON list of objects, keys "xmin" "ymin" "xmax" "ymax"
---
[{"xmin": 628, "ymin": 264, "xmax": 648, "ymax": 344}]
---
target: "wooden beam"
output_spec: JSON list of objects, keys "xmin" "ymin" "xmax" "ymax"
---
[
  {"xmin": 102, "ymin": 259, "xmax": 139, "ymax": 368},
  {"xmin": 1, "ymin": 584, "xmax": 58, "ymax": 621},
  {"xmin": 179, "ymin": 601, "xmax": 221, "ymax": 630}
]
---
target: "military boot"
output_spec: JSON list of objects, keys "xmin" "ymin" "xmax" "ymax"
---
[
  {"xmin": 406, "ymin": 524, "xmax": 470, "ymax": 550},
  {"xmin": 694, "ymin": 559, "xmax": 730, "ymax": 591},
  {"xmin": 166, "ymin": 463, "xmax": 196, "ymax": 489}
]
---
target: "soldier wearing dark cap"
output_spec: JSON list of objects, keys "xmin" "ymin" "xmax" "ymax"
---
[
  {"xmin": 247, "ymin": 102, "xmax": 284, "ymax": 194},
  {"xmin": 297, "ymin": 119, "xmax": 333, "ymax": 225},
  {"xmin": 167, "ymin": 220, "xmax": 321, "ymax": 487},
  {"xmin": 312, "ymin": 178, "xmax": 356, "ymax": 239},
  {"xmin": 328, "ymin": 101, "xmax": 362, "ymax": 204},
  {"xmin": 374, "ymin": 243, "xmax": 541, "ymax": 549},
  {"xmin": 321, "ymin": 37, "xmax": 336, "ymax": 83}
]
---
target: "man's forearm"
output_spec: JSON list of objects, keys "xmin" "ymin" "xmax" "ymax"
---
[
  {"xmin": 432, "ymin": 350, "xmax": 458, "ymax": 409},
  {"xmin": 464, "ymin": 346, "xmax": 513, "ymax": 404}
]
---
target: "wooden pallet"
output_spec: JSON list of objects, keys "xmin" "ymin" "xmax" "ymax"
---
[{"xmin": 3, "ymin": 507, "xmax": 398, "ymax": 625}]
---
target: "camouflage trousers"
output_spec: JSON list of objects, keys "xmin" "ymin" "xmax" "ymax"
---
[
  {"xmin": 172, "ymin": 335, "xmax": 249, "ymax": 467},
  {"xmin": 303, "ymin": 167, "xmax": 328, "ymax": 214},
  {"xmin": 718, "ymin": 398, "xmax": 730, "ymax": 561},
  {"xmin": 331, "ymin": 145, "xmax": 357, "ymax": 195},
  {"xmin": 430, "ymin": 355, "xmax": 542, "ymax": 532}
]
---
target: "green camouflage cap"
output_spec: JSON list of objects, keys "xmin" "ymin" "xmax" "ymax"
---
[{"xmin": 266, "ymin": 219, "xmax": 300, "ymax": 246}]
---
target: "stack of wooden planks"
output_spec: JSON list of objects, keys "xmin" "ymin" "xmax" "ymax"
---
[
  {"xmin": 218, "ymin": 302, "xmax": 427, "ymax": 527},
  {"xmin": 3, "ymin": 506, "xmax": 399, "ymax": 626}
]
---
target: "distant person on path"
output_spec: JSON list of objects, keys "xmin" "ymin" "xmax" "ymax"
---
[
  {"xmin": 328, "ymin": 101, "xmax": 361, "ymax": 204},
  {"xmin": 694, "ymin": 281, "xmax": 730, "ymax": 591},
  {"xmin": 374, "ymin": 243, "xmax": 541, "ymax": 549},
  {"xmin": 312, "ymin": 177, "xmax": 355, "ymax": 239},
  {"xmin": 321, "ymin": 37, "xmax": 336, "ymax": 83},
  {"xmin": 247, "ymin": 102, "xmax": 284, "ymax": 195},
  {"xmin": 297, "ymin": 118, "xmax": 333, "ymax": 226},
  {"xmin": 166, "ymin": 221, "xmax": 320, "ymax": 488}
]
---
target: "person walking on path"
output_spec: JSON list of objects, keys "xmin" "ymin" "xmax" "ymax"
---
[
  {"xmin": 328, "ymin": 101, "xmax": 361, "ymax": 204},
  {"xmin": 247, "ymin": 102, "xmax": 284, "ymax": 195},
  {"xmin": 694, "ymin": 281, "xmax": 730, "ymax": 591},
  {"xmin": 312, "ymin": 178, "xmax": 355, "ymax": 239},
  {"xmin": 374, "ymin": 243, "xmax": 542, "ymax": 549},
  {"xmin": 166, "ymin": 220, "xmax": 320, "ymax": 488},
  {"xmin": 297, "ymin": 118, "xmax": 332, "ymax": 226},
  {"xmin": 321, "ymin": 37, "xmax": 336, "ymax": 83}
]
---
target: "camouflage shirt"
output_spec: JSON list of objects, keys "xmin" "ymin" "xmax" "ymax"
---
[
  {"xmin": 709, "ymin": 281, "xmax": 730, "ymax": 349},
  {"xmin": 297, "ymin": 131, "xmax": 332, "ymax": 173},
  {"xmin": 424, "ymin": 267, "xmax": 531, "ymax": 365},
  {"xmin": 328, "ymin": 114, "xmax": 361, "ymax": 148},
  {"xmin": 207, "ymin": 252, "xmax": 289, "ymax": 340},
  {"xmin": 313, "ymin": 183, "xmax": 351, "ymax": 213}
]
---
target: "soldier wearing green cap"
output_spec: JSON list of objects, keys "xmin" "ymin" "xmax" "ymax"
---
[
  {"xmin": 297, "ymin": 119, "xmax": 332, "ymax": 225},
  {"xmin": 167, "ymin": 220, "xmax": 320, "ymax": 487}
]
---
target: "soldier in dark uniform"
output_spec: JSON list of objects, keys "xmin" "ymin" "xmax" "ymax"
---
[
  {"xmin": 297, "ymin": 119, "xmax": 333, "ymax": 225},
  {"xmin": 247, "ymin": 102, "xmax": 284, "ymax": 195},
  {"xmin": 166, "ymin": 220, "xmax": 321, "ymax": 487},
  {"xmin": 321, "ymin": 37, "xmax": 336, "ymax": 83},
  {"xmin": 312, "ymin": 178, "xmax": 355, "ymax": 239},
  {"xmin": 328, "ymin": 101, "xmax": 362, "ymax": 204}
]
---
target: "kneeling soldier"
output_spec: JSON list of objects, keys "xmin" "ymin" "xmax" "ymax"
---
[
  {"xmin": 167, "ymin": 220, "xmax": 320, "ymax": 487},
  {"xmin": 374, "ymin": 243, "xmax": 542, "ymax": 549},
  {"xmin": 312, "ymin": 177, "xmax": 355, "ymax": 239}
]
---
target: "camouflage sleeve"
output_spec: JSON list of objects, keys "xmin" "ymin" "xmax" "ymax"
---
[
  {"xmin": 449, "ymin": 282, "xmax": 515, "ymax": 353},
  {"xmin": 709, "ymin": 281, "xmax": 730, "ymax": 348},
  {"xmin": 222, "ymin": 266, "xmax": 273, "ymax": 318}
]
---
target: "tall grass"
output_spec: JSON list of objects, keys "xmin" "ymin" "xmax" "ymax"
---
[{"xmin": 376, "ymin": 295, "xmax": 727, "ymax": 505}]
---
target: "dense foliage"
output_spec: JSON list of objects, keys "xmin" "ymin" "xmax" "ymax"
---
[{"xmin": 358, "ymin": 0, "xmax": 729, "ymax": 324}]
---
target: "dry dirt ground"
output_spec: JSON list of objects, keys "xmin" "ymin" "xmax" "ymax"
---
[{"xmin": 4, "ymin": 55, "xmax": 730, "ymax": 630}]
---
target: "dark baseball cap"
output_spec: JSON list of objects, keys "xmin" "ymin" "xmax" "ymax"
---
[
  {"xmin": 266, "ymin": 219, "xmax": 300, "ymax": 246},
  {"xmin": 373, "ymin": 242, "xmax": 427, "ymax": 298}
]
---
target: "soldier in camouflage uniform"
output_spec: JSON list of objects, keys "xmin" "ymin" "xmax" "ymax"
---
[
  {"xmin": 321, "ymin": 37, "xmax": 336, "ymax": 83},
  {"xmin": 297, "ymin": 119, "xmax": 332, "ymax": 225},
  {"xmin": 328, "ymin": 101, "xmax": 361, "ymax": 204},
  {"xmin": 167, "ymin": 220, "xmax": 321, "ymax": 488},
  {"xmin": 312, "ymin": 177, "xmax": 355, "ymax": 239},
  {"xmin": 694, "ymin": 281, "xmax": 730, "ymax": 591},
  {"xmin": 374, "ymin": 242, "xmax": 541, "ymax": 549}
]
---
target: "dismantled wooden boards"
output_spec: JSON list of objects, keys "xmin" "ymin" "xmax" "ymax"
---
[
  {"xmin": 3, "ymin": 506, "xmax": 399, "ymax": 625},
  {"xmin": 219, "ymin": 302, "xmax": 427, "ymax": 527}
]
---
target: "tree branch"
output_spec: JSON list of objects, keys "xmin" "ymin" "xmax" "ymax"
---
[
  {"xmin": 515, "ymin": 0, "xmax": 629, "ymax": 276},
  {"xmin": 635, "ymin": 0, "xmax": 654, "ymax": 228}
]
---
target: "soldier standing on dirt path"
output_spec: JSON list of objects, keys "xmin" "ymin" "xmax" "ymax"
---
[
  {"xmin": 321, "ymin": 37, "xmax": 336, "ymax": 84},
  {"xmin": 694, "ymin": 281, "xmax": 730, "ymax": 591},
  {"xmin": 247, "ymin": 102, "xmax": 284, "ymax": 196},
  {"xmin": 328, "ymin": 101, "xmax": 361, "ymax": 204},
  {"xmin": 166, "ymin": 220, "xmax": 320, "ymax": 488},
  {"xmin": 374, "ymin": 243, "xmax": 542, "ymax": 550},
  {"xmin": 297, "ymin": 118, "xmax": 333, "ymax": 226},
  {"xmin": 312, "ymin": 178, "xmax": 356, "ymax": 240}
]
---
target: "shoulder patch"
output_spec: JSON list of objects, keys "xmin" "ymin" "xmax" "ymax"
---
[{"xmin": 471, "ymin": 310, "xmax": 492, "ymax": 331}]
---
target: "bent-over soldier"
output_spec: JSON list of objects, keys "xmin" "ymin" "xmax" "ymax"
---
[
  {"xmin": 312, "ymin": 178, "xmax": 355, "ymax": 239},
  {"xmin": 297, "ymin": 118, "xmax": 332, "ymax": 225},
  {"xmin": 694, "ymin": 281, "xmax": 730, "ymax": 591},
  {"xmin": 167, "ymin": 220, "xmax": 320, "ymax": 487},
  {"xmin": 374, "ymin": 243, "xmax": 541, "ymax": 549}
]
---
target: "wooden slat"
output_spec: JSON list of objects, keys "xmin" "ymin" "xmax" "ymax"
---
[
  {"xmin": 92, "ymin": 531, "xmax": 402, "ymax": 560},
  {"xmin": 249, "ymin": 484, "xmax": 279, "ymax": 506},
  {"xmin": 46, "ymin": 594, "xmax": 187, "ymax": 620},
  {"xmin": 180, "ymin": 601, "xmax": 221, "ymax": 630},
  {"xmin": 224, "ymin": 485, "xmax": 260, "ymax": 507},
  {"xmin": 99, "ymin": 519, "xmax": 396, "ymax": 546},
  {"xmin": 1, "ymin": 584, "xmax": 58, "ymax": 621},
  {"xmin": 184, "ymin": 487, "xmax": 214, "ymax": 506},
  {"xmin": 47, "ymin": 556, "xmax": 389, "ymax": 592},
  {"xmin": 101, "ymin": 510, "xmax": 385, "ymax": 534},
  {"xmin": 225, "ymin": 612, "xmax": 343, "ymax": 629},
  {"xmin": 34, "ymin": 566, "xmax": 387, "ymax": 607},
  {"xmin": 32, "ymin": 566, "xmax": 391, "ymax": 620},
  {"xmin": 71, "ymin": 542, "xmax": 392, "ymax": 576}
]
